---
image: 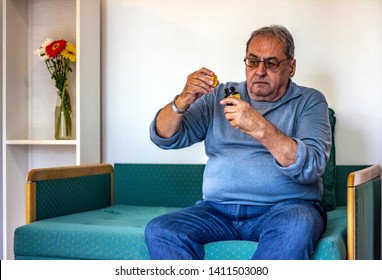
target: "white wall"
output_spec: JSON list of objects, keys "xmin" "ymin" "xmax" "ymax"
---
[
  {"xmin": 101, "ymin": 0, "xmax": 382, "ymax": 167},
  {"xmin": 0, "ymin": 0, "xmax": 3, "ymax": 261}
]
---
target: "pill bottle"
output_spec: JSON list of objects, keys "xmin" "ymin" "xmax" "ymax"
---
[{"xmin": 224, "ymin": 86, "xmax": 241, "ymax": 105}]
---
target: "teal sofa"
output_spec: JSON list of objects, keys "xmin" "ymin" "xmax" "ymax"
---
[
  {"xmin": 13, "ymin": 162, "xmax": 381, "ymax": 260},
  {"xmin": 13, "ymin": 109, "xmax": 382, "ymax": 260}
]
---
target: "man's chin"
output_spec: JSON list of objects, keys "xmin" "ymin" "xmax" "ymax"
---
[{"xmin": 249, "ymin": 88, "xmax": 271, "ymax": 100}]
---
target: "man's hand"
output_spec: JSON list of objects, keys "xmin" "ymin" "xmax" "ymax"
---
[
  {"xmin": 220, "ymin": 97, "xmax": 297, "ymax": 167},
  {"xmin": 155, "ymin": 67, "xmax": 217, "ymax": 139},
  {"xmin": 220, "ymin": 97, "xmax": 264, "ymax": 134},
  {"xmin": 175, "ymin": 67, "xmax": 217, "ymax": 111}
]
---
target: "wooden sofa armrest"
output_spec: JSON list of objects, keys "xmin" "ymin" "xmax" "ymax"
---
[
  {"xmin": 26, "ymin": 163, "xmax": 114, "ymax": 224},
  {"xmin": 347, "ymin": 164, "xmax": 381, "ymax": 260}
]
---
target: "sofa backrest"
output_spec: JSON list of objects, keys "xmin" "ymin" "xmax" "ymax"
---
[
  {"xmin": 114, "ymin": 163, "xmax": 204, "ymax": 207},
  {"xmin": 26, "ymin": 164, "xmax": 114, "ymax": 223},
  {"xmin": 114, "ymin": 108, "xmax": 340, "ymax": 210},
  {"xmin": 320, "ymin": 108, "xmax": 336, "ymax": 210}
]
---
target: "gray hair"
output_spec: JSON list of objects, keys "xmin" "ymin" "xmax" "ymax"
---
[{"xmin": 246, "ymin": 25, "xmax": 295, "ymax": 59}]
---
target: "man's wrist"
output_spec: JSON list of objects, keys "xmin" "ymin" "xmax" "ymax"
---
[{"xmin": 170, "ymin": 95, "xmax": 189, "ymax": 115}]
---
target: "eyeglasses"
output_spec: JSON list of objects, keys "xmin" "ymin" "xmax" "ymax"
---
[{"xmin": 243, "ymin": 57, "xmax": 291, "ymax": 71}]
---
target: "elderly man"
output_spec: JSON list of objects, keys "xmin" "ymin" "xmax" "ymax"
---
[{"xmin": 146, "ymin": 25, "xmax": 331, "ymax": 260}]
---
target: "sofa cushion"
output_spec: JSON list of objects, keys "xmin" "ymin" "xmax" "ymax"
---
[
  {"xmin": 14, "ymin": 204, "xmax": 347, "ymax": 260},
  {"xmin": 14, "ymin": 204, "xmax": 172, "ymax": 260},
  {"xmin": 114, "ymin": 164, "xmax": 204, "ymax": 207},
  {"xmin": 204, "ymin": 206, "xmax": 347, "ymax": 260}
]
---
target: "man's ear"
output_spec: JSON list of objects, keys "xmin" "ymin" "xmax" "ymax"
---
[{"xmin": 289, "ymin": 59, "xmax": 296, "ymax": 78}]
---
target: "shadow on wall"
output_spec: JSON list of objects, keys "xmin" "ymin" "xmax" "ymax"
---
[{"xmin": 102, "ymin": 5, "xmax": 235, "ymax": 164}]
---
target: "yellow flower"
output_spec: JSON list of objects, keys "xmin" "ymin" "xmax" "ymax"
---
[{"xmin": 61, "ymin": 43, "xmax": 76, "ymax": 62}]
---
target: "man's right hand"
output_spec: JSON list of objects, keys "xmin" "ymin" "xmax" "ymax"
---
[
  {"xmin": 155, "ymin": 67, "xmax": 217, "ymax": 138},
  {"xmin": 175, "ymin": 67, "xmax": 217, "ymax": 111}
]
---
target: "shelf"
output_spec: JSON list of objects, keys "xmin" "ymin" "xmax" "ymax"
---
[
  {"xmin": 6, "ymin": 139, "xmax": 77, "ymax": 145},
  {"xmin": 2, "ymin": 0, "xmax": 101, "ymax": 260}
]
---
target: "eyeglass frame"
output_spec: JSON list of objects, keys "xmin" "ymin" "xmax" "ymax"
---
[{"xmin": 243, "ymin": 56, "xmax": 292, "ymax": 71}]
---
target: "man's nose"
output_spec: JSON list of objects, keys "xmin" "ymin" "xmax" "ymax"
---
[{"xmin": 255, "ymin": 61, "xmax": 267, "ymax": 75}]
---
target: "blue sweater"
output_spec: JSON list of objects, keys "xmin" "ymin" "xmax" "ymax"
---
[{"xmin": 150, "ymin": 80, "xmax": 331, "ymax": 206}]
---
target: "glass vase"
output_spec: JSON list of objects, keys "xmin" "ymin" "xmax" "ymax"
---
[{"xmin": 55, "ymin": 95, "xmax": 72, "ymax": 140}]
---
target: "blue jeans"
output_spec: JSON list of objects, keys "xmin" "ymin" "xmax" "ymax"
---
[{"xmin": 145, "ymin": 199, "xmax": 327, "ymax": 260}]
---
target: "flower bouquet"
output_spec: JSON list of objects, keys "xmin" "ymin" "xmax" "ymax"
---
[{"xmin": 35, "ymin": 38, "xmax": 76, "ymax": 139}]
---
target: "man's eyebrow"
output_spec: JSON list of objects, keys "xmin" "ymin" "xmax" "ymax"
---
[
  {"xmin": 247, "ymin": 53, "xmax": 278, "ymax": 60},
  {"xmin": 247, "ymin": 54, "xmax": 259, "ymax": 59}
]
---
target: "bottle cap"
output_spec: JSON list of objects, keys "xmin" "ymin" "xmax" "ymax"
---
[{"xmin": 224, "ymin": 86, "xmax": 236, "ymax": 96}]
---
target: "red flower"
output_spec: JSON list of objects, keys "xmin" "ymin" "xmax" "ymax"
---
[{"xmin": 45, "ymin": 40, "xmax": 67, "ymax": 58}]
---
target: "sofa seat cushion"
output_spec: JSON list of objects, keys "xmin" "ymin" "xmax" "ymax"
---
[
  {"xmin": 204, "ymin": 206, "xmax": 347, "ymax": 260},
  {"xmin": 14, "ymin": 205, "xmax": 347, "ymax": 260},
  {"xmin": 310, "ymin": 206, "xmax": 347, "ymax": 259},
  {"xmin": 14, "ymin": 204, "xmax": 178, "ymax": 260}
]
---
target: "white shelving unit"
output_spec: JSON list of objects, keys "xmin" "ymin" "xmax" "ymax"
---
[{"xmin": 2, "ymin": 0, "xmax": 100, "ymax": 259}]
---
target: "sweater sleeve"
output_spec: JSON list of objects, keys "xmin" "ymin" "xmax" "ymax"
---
[
  {"xmin": 149, "ymin": 96, "xmax": 212, "ymax": 150},
  {"xmin": 274, "ymin": 98, "xmax": 331, "ymax": 184}
]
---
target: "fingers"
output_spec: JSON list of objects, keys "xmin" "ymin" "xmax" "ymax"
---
[
  {"xmin": 221, "ymin": 98, "xmax": 242, "ymax": 122},
  {"xmin": 177, "ymin": 68, "xmax": 218, "ymax": 108},
  {"xmin": 221, "ymin": 99, "xmax": 254, "ymax": 131},
  {"xmin": 185, "ymin": 68, "xmax": 216, "ymax": 94},
  {"xmin": 220, "ymin": 96, "xmax": 241, "ymax": 107},
  {"xmin": 198, "ymin": 67, "xmax": 215, "ymax": 79}
]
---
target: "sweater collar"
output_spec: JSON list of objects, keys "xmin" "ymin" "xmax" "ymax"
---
[{"xmin": 240, "ymin": 80, "xmax": 302, "ymax": 115}]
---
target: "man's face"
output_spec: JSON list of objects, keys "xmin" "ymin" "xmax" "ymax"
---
[{"xmin": 245, "ymin": 35, "xmax": 296, "ymax": 102}]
